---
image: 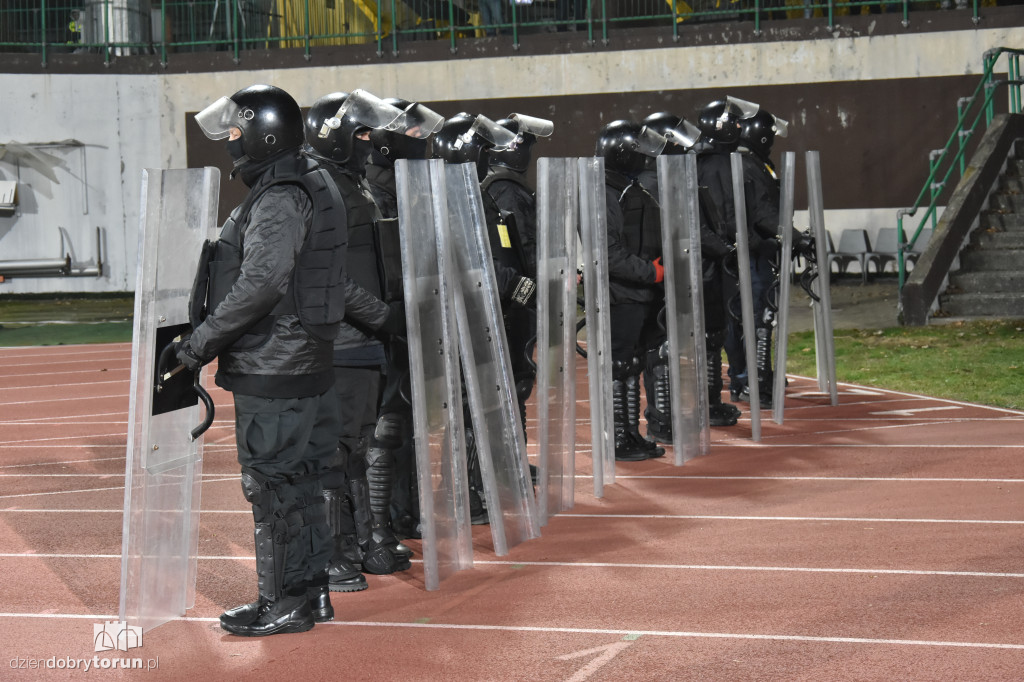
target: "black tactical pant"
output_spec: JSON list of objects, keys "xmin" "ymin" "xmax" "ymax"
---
[{"xmin": 234, "ymin": 389, "xmax": 341, "ymax": 595}]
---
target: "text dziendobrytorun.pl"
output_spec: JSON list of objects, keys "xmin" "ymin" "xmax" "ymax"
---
[{"xmin": 10, "ymin": 656, "xmax": 160, "ymax": 672}]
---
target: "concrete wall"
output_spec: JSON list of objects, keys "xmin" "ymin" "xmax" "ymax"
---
[{"xmin": 0, "ymin": 19, "xmax": 1019, "ymax": 293}]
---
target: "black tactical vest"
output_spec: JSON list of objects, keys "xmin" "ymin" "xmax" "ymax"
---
[
  {"xmin": 606, "ymin": 172, "xmax": 661, "ymax": 261},
  {"xmin": 326, "ymin": 167, "xmax": 382, "ymax": 299},
  {"xmin": 196, "ymin": 156, "xmax": 347, "ymax": 348}
]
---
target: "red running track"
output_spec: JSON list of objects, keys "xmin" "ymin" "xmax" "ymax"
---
[{"xmin": 1, "ymin": 342, "xmax": 1023, "ymax": 681}]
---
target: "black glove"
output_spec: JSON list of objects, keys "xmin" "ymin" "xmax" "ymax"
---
[
  {"xmin": 376, "ymin": 301, "xmax": 407, "ymax": 336},
  {"xmin": 795, "ymin": 230, "xmax": 816, "ymax": 259},
  {"xmin": 173, "ymin": 332, "xmax": 205, "ymax": 373},
  {"xmin": 511, "ymin": 276, "xmax": 537, "ymax": 310}
]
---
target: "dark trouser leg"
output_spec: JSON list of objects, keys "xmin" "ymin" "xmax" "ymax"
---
[
  {"xmin": 367, "ymin": 412, "xmax": 413, "ymax": 560},
  {"xmin": 643, "ymin": 343, "xmax": 673, "ymax": 444},
  {"xmin": 706, "ymin": 328, "xmax": 740, "ymax": 427},
  {"xmin": 379, "ymin": 338, "xmax": 420, "ymax": 540},
  {"xmin": 222, "ymin": 390, "xmax": 340, "ymax": 636}
]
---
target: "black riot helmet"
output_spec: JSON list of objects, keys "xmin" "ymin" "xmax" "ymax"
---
[
  {"xmin": 740, "ymin": 109, "xmax": 789, "ymax": 160},
  {"xmin": 432, "ymin": 112, "xmax": 518, "ymax": 181},
  {"xmin": 195, "ymin": 84, "xmax": 304, "ymax": 162},
  {"xmin": 594, "ymin": 120, "xmax": 667, "ymax": 178},
  {"xmin": 696, "ymin": 96, "xmax": 759, "ymax": 149},
  {"xmin": 304, "ymin": 89, "xmax": 409, "ymax": 165},
  {"xmin": 641, "ymin": 112, "xmax": 701, "ymax": 154},
  {"xmin": 489, "ymin": 114, "xmax": 554, "ymax": 172},
  {"xmin": 368, "ymin": 97, "xmax": 445, "ymax": 164}
]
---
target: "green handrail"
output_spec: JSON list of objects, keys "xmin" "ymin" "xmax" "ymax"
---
[
  {"xmin": 896, "ymin": 47, "xmax": 1024, "ymax": 293},
  {"xmin": 6, "ymin": 1, "xmax": 1007, "ymax": 66}
]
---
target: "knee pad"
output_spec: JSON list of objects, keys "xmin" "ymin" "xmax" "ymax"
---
[
  {"xmin": 373, "ymin": 413, "xmax": 406, "ymax": 450},
  {"xmin": 240, "ymin": 468, "xmax": 277, "ymax": 523}
]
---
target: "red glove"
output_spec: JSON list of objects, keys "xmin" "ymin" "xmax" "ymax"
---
[{"xmin": 652, "ymin": 257, "xmax": 664, "ymax": 284}]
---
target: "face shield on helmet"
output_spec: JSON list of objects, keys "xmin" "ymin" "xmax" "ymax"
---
[
  {"xmin": 489, "ymin": 113, "xmax": 554, "ymax": 171},
  {"xmin": 195, "ymin": 96, "xmax": 242, "ymax": 140},
  {"xmin": 315, "ymin": 89, "xmax": 407, "ymax": 141},
  {"xmin": 642, "ymin": 112, "xmax": 702, "ymax": 154},
  {"xmin": 393, "ymin": 101, "xmax": 445, "ymax": 139},
  {"xmin": 461, "ymin": 114, "xmax": 519, "ymax": 153},
  {"xmin": 595, "ymin": 120, "xmax": 668, "ymax": 177}
]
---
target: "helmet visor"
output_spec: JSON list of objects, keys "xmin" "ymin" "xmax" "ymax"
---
[
  {"xmin": 727, "ymin": 95, "xmax": 760, "ymax": 119},
  {"xmin": 636, "ymin": 125, "xmax": 668, "ymax": 157},
  {"xmin": 467, "ymin": 114, "xmax": 519, "ymax": 151},
  {"xmin": 508, "ymin": 113, "xmax": 554, "ymax": 138},
  {"xmin": 664, "ymin": 119, "xmax": 702, "ymax": 150},
  {"xmin": 318, "ymin": 89, "xmax": 407, "ymax": 139},
  {"xmin": 194, "ymin": 96, "xmax": 242, "ymax": 140},
  {"xmin": 398, "ymin": 102, "xmax": 445, "ymax": 139},
  {"xmin": 773, "ymin": 116, "xmax": 790, "ymax": 138}
]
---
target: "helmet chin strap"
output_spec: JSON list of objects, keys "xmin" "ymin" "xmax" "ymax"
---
[{"xmin": 229, "ymin": 154, "xmax": 252, "ymax": 180}]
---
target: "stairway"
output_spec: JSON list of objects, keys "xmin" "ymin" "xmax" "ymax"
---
[{"xmin": 939, "ymin": 139, "xmax": 1024, "ymax": 319}]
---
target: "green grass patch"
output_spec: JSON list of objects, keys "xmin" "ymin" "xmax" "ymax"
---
[
  {"xmin": 785, "ymin": 319, "xmax": 1024, "ymax": 410},
  {"xmin": 0, "ymin": 294, "xmax": 134, "ymax": 347}
]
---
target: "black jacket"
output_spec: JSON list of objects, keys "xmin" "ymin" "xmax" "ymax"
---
[
  {"xmin": 603, "ymin": 170, "xmax": 662, "ymax": 305},
  {"xmin": 190, "ymin": 154, "xmax": 336, "ymax": 398}
]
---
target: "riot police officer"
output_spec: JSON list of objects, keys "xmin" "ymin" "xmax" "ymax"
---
[
  {"xmin": 364, "ymin": 97, "xmax": 445, "ymax": 541},
  {"xmin": 303, "ymin": 90, "xmax": 422, "ymax": 583},
  {"xmin": 190, "ymin": 84, "xmax": 348, "ymax": 636},
  {"xmin": 640, "ymin": 111, "xmax": 737, "ymax": 434},
  {"xmin": 481, "ymin": 114, "xmax": 553, "ymax": 451},
  {"xmin": 594, "ymin": 119, "xmax": 669, "ymax": 460},
  {"xmin": 431, "ymin": 112, "xmax": 537, "ymax": 521},
  {"xmin": 695, "ymin": 97, "xmax": 765, "ymax": 426}
]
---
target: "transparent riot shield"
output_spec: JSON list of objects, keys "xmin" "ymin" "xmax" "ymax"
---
[
  {"xmin": 656, "ymin": 154, "xmax": 710, "ymax": 464},
  {"xmin": 731, "ymin": 153, "xmax": 761, "ymax": 442},
  {"xmin": 395, "ymin": 158, "xmax": 473, "ymax": 590},
  {"xmin": 772, "ymin": 152, "xmax": 797, "ymax": 424},
  {"xmin": 119, "ymin": 167, "xmax": 219, "ymax": 631},
  {"xmin": 806, "ymin": 151, "xmax": 839, "ymax": 405},
  {"xmin": 442, "ymin": 162, "xmax": 540, "ymax": 555},
  {"xmin": 535, "ymin": 158, "xmax": 579, "ymax": 523},
  {"xmin": 577, "ymin": 157, "xmax": 615, "ymax": 498}
]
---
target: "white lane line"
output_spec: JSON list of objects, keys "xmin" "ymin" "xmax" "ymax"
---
[
  {"xmin": 0, "ymin": 477, "xmax": 239, "ymax": 500},
  {"xmin": 560, "ymin": 514, "xmax": 1024, "ymax": 525},
  {"xmin": 3, "ymin": 508, "xmax": 1023, "ymax": 525},
  {"xmin": 615, "ymin": 475, "xmax": 1024, "ymax": 483},
  {"xmin": 871, "ymin": 407, "xmax": 963, "ymax": 417},
  {"xmin": 2, "ymin": 554, "xmax": 1021, "ymax": 580},
  {"xmin": 0, "ymin": 394, "xmax": 128, "ymax": 407},
  {"xmin": 726, "ymin": 443, "xmax": 1024, "ymax": 449},
  {"xmin": 719, "ymin": 418, "xmax": 1023, "ymax": 445},
  {"xmin": 2, "ymin": 411, "xmax": 129, "ymax": 424},
  {"xmin": 1, "ymin": 432, "xmax": 129, "ymax": 446},
  {"xmin": 0, "ymin": 613, "xmax": 1019, "ymax": 650},
  {"xmin": 6, "ymin": 473, "xmax": 1015, "ymax": 483},
  {"xmin": 0, "ymin": 456, "xmax": 125, "ymax": 470},
  {"xmin": 1, "ymin": 368, "xmax": 130, "ymax": 380},
  {"xmin": 0, "ymin": 380, "xmax": 127, "ymax": 392}
]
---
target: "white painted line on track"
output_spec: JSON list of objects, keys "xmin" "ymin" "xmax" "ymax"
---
[
  {"xmin": 2, "ymin": 553, "xmax": 1022, "ymax": 580},
  {"xmin": 0, "ymin": 612, "xmax": 1020, "ymax": 650},
  {"xmin": 724, "ymin": 443, "xmax": 1024, "ymax": 449},
  {"xmin": 2, "ymin": 368, "xmax": 130, "ymax": 379},
  {"xmin": 0, "ymin": 456, "xmax": 125, "ymax": 469},
  {"xmin": 561, "ymin": 513, "xmax": 1024, "ymax": 525},
  {"xmin": 0, "ymin": 477, "xmax": 238, "ymax": 499},
  {"xmin": 0, "ymin": 394, "xmax": 127, "ymax": 407},
  {"xmin": 0, "ymin": 380, "xmax": 127, "ymax": 391},
  {"xmin": 2, "ymin": 411, "xmax": 128, "ymax": 424},
  {"xmin": 3, "ymin": 508, "xmax": 1022, "ymax": 525},
  {"xmin": 1, "ymin": 432, "xmax": 129, "ymax": 445},
  {"xmin": 616, "ymin": 475, "xmax": 1024, "ymax": 483}
]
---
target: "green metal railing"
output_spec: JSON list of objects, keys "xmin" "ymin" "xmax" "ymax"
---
[
  {"xmin": 896, "ymin": 47, "xmax": 1024, "ymax": 293},
  {"xmin": 0, "ymin": 0, "xmax": 993, "ymax": 66}
]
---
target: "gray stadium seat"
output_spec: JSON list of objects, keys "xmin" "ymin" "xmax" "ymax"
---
[{"xmin": 828, "ymin": 228, "xmax": 872, "ymax": 284}]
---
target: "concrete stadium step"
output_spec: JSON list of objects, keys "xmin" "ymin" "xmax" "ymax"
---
[
  {"xmin": 979, "ymin": 211, "xmax": 1024, "ymax": 231},
  {"xmin": 939, "ymin": 291, "xmax": 1024, "ymax": 318},
  {"xmin": 949, "ymin": 269, "xmax": 1024, "ymax": 293},
  {"xmin": 970, "ymin": 228, "xmax": 1024, "ymax": 249},
  {"xmin": 960, "ymin": 248, "xmax": 1024, "ymax": 271},
  {"xmin": 990, "ymin": 191, "xmax": 1024, "ymax": 213}
]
